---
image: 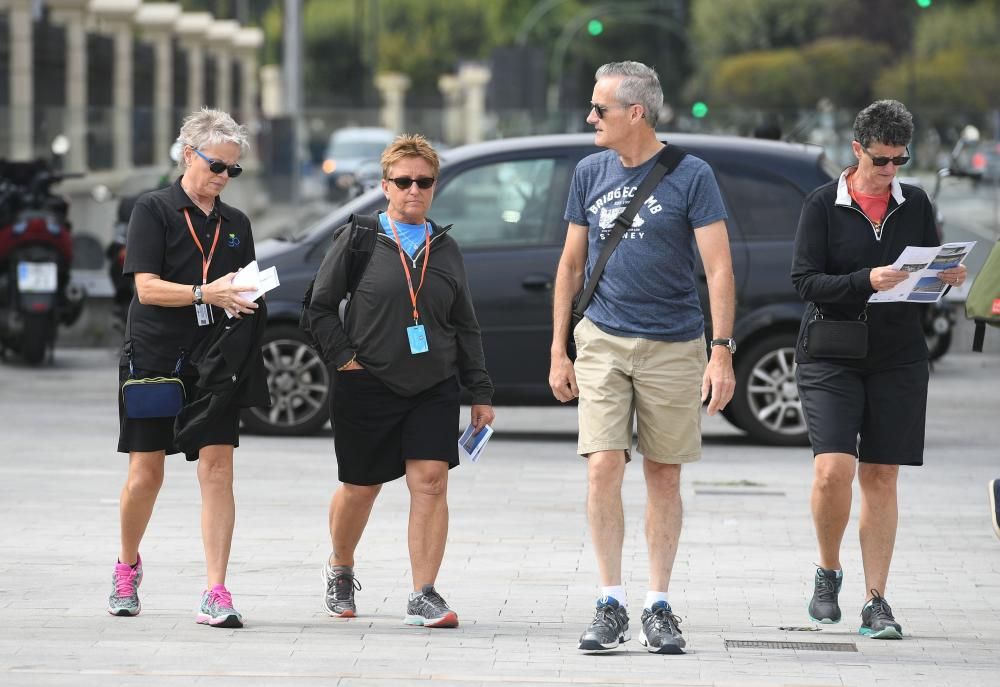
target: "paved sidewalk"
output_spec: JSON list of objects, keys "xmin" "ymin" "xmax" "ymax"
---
[{"xmin": 1, "ymin": 349, "xmax": 998, "ymax": 686}]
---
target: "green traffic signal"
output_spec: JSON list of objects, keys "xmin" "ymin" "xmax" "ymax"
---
[
  {"xmin": 692, "ymin": 102, "xmax": 709, "ymax": 119},
  {"xmin": 587, "ymin": 19, "xmax": 604, "ymax": 36},
  {"xmin": 915, "ymin": 0, "xmax": 931, "ymax": 7}
]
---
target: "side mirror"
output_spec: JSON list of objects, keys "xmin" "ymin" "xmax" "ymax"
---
[
  {"xmin": 51, "ymin": 134, "xmax": 71, "ymax": 156},
  {"xmin": 960, "ymin": 125, "xmax": 981, "ymax": 143}
]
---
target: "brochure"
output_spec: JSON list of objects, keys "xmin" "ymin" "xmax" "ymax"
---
[
  {"xmin": 868, "ymin": 241, "xmax": 976, "ymax": 304},
  {"xmin": 228, "ymin": 260, "xmax": 280, "ymax": 317},
  {"xmin": 458, "ymin": 423, "xmax": 494, "ymax": 463}
]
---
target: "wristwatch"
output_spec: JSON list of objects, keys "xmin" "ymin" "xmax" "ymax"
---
[
  {"xmin": 710, "ymin": 337, "xmax": 737, "ymax": 354},
  {"xmin": 192, "ymin": 284, "xmax": 204, "ymax": 306}
]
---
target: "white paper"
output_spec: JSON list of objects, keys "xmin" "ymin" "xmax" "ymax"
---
[
  {"xmin": 227, "ymin": 260, "xmax": 280, "ymax": 318},
  {"xmin": 868, "ymin": 241, "xmax": 976, "ymax": 304},
  {"xmin": 458, "ymin": 423, "xmax": 494, "ymax": 463}
]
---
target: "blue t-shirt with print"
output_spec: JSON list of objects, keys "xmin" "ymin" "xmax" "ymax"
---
[
  {"xmin": 380, "ymin": 213, "xmax": 433, "ymax": 258},
  {"xmin": 564, "ymin": 148, "xmax": 728, "ymax": 341}
]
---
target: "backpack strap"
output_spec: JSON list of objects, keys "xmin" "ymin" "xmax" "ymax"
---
[{"xmin": 346, "ymin": 213, "xmax": 379, "ymax": 295}]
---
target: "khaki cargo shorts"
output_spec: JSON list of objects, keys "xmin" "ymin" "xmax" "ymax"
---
[{"xmin": 573, "ymin": 317, "xmax": 707, "ymax": 463}]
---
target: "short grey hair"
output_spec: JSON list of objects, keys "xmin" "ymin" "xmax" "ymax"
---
[
  {"xmin": 595, "ymin": 61, "xmax": 663, "ymax": 128},
  {"xmin": 177, "ymin": 108, "xmax": 250, "ymax": 172},
  {"xmin": 853, "ymin": 100, "xmax": 914, "ymax": 149}
]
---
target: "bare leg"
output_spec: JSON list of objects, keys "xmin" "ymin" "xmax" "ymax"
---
[
  {"xmin": 587, "ymin": 451, "xmax": 627, "ymax": 586},
  {"xmin": 858, "ymin": 463, "xmax": 899, "ymax": 602},
  {"xmin": 643, "ymin": 460, "xmax": 682, "ymax": 592},
  {"xmin": 811, "ymin": 453, "xmax": 857, "ymax": 570},
  {"xmin": 197, "ymin": 445, "xmax": 235, "ymax": 588},
  {"xmin": 329, "ymin": 483, "xmax": 382, "ymax": 567},
  {"xmin": 405, "ymin": 459, "xmax": 450, "ymax": 590},
  {"xmin": 118, "ymin": 451, "xmax": 166, "ymax": 565}
]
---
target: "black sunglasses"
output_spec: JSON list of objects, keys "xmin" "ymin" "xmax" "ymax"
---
[
  {"xmin": 387, "ymin": 176, "xmax": 435, "ymax": 190},
  {"xmin": 863, "ymin": 146, "xmax": 910, "ymax": 167},
  {"xmin": 192, "ymin": 148, "xmax": 243, "ymax": 177},
  {"xmin": 589, "ymin": 101, "xmax": 641, "ymax": 119}
]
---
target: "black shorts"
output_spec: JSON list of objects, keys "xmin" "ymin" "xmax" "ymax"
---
[
  {"xmin": 117, "ymin": 366, "xmax": 239, "ymax": 460},
  {"xmin": 332, "ymin": 370, "xmax": 460, "ymax": 486},
  {"xmin": 795, "ymin": 360, "xmax": 928, "ymax": 466}
]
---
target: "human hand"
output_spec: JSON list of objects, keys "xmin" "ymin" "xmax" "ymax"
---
[
  {"xmin": 548, "ymin": 354, "xmax": 579, "ymax": 403},
  {"xmin": 869, "ymin": 267, "xmax": 909, "ymax": 292},
  {"xmin": 701, "ymin": 352, "xmax": 735, "ymax": 416},
  {"xmin": 470, "ymin": 404, "xmax": 495, "ymax": 432},
  {"xmin": 937, "ymin": 264, "xmax": 967, "ymax": 287},
  {"xmin": 203, "ymin": 272, "xmax": 258, "ymax": 318},
  {"xmin": 339, "ymin": 359, "xmax": 364, "ymax": 371}
]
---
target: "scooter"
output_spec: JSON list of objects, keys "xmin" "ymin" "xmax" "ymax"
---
[{"xmin": 0, "ymin": 138, "xmax": 86, "ymax": 364}]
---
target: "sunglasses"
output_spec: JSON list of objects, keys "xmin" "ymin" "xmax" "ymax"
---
[
  {"xmin": 191, "ymin": 148, "xmax": 243, "ymax": 177},
  {"xmin": 386, "ymin": 176, "xmax": 435, "ymax": 190},
  {"xmin": 862, "ymin": 146, "xmax": 910, "ymax": 167},
  {"xmin": 589, "ymin": 101, "xmax": 641, "ymax": 119}
]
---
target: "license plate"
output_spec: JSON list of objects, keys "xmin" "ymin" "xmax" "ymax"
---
[{"xmin": 17, "ymin": 261, "xmax": 58, "ymax": 293}]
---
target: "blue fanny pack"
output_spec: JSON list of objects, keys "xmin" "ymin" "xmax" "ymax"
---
[{"xmin": 121, "ymin": 351, "xmax": 186, "ymax": 419}]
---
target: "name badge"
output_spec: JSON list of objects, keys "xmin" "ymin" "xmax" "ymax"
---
[
  {"xmin": 195, "ymin": 303, "xmax": 213, "ymax": 327},
  {"xmin": 407, "ymin": 324, "xmax": 429, "ymax": 354}
]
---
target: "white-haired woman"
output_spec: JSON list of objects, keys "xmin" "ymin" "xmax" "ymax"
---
[{"xmin": 108, "ymin": 109, "xmax": 258, "ymax": 627}]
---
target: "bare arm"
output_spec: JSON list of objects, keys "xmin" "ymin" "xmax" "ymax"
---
[
  {"xmin": 133, "ymin": 272, "xmax": 257, "ymax": 316},
  {"xmin": 694, "ymin": 220, "xmax": 736, "ymax": 415},
  {"xmin": 548, "ymin": 222, "xmax": 588, "ymax": 402}
]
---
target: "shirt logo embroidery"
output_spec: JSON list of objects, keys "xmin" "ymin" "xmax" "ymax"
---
[{"xmin": 227, "ymin": 232, "xmax": 240, "ymax": 248}]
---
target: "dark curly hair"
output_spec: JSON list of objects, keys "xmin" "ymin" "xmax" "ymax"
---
[{"xmin": 853, "ymin": 100, "xmax": 914, "ymax": 149}]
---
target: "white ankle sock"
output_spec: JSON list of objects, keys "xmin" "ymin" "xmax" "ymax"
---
[
  {"xmin": 600, "ymin": 585, "xmax": 627, "ymax": 606},
  {"xmin": 644, "ymin": 591, "xmax": 669, "ymax": 610}
]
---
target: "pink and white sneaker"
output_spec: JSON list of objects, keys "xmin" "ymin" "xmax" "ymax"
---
[
  {"xmin": 108, "ymin": 554, "xmax": 143, "ymax": 616},
  {"xmin": 196, "ymin": 584, "xmax": 244, "ymax": 628}
]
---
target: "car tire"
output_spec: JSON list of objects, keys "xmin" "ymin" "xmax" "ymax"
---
[
  {"xmin": 241, "ymin": 324, "xmax": 331, "ymax": 436},
  {"xmin": 727, "ymin": 332, "xmax": 810, "ymax": 446}
]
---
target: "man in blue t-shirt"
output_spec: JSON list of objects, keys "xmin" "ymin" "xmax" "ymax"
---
[{"xmin": 549, "ymin": 61, "xmax": 737, "ymax": 655}]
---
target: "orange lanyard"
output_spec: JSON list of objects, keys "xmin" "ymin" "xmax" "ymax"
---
[
  {"xmin": 182, "ymin": 208, "xmax": 222, "ymax": 284},
  {"xmin": 386, "ymin": 216, "xmax": 431, "ymax": 324}
]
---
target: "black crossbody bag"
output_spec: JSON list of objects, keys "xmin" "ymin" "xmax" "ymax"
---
[{"xmin": 568, "ymin": 144, "xmax": 687, "ymax": 358}]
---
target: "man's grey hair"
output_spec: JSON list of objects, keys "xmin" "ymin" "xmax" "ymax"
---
[
  {"xmin": 177, "ymin": 108, "xmax": 250, "ymax": 172},
  {"xmin": 595, "ymin": 61, "xmax": 663, "ymax": 128},
  {"xmin": 853, "ymin": 100, "xmax": 914, "ymax": 149}
]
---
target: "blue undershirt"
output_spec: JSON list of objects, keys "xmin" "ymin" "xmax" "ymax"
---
[{"xmin": 380, "ymin": 213, "xmax": 432, "ymax": 259}]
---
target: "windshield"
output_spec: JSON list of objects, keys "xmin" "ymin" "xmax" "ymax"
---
[
  {"xmin": 292, "ymin": 189, "xmax": 384, "ymax": 242},
  {"xmin": 328, "ymin": 140, "xmax": 391, "ymax": 158}
]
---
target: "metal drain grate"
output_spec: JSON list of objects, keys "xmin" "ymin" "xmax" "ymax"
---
[{"xmin": 725, "ymin": 640, "xmax": 857, "ymax": 652}]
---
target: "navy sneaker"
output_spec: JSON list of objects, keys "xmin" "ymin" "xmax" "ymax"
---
[
  {"xmin": 578, "ymin": 597, "xmax": 630, "ymax": 651},
  {"xmin": 638, "ymin": 601, "xmax": 685, "ymax": 654},
  {"xmin": 859, "ymin": 590, "xmax": 902, "ymax": 639},
  {"xmin": 808, "ymin": 567, "xmax": 843, "ymax": 624}
]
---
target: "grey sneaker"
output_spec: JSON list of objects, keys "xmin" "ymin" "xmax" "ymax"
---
[
  {"xmin": 404, "ymin": 584, "xmax": 458, "ymax": 628},
  {"xmin": 107, "ymin": 555, "xmax": 143, "ymax": 617},
  {"xmin": 638, "ymin": 601, "xmax": 686, "ymax": 654},
  {"xmin": 859, "ymin": 590, "xmax": 902, "ymax": 639},
  {"xmin": 195, "ymin": 584, "xmax": 243, "ymax": 628},
  {"xmin": 808, "ymin": 567, "xmax": 843, "ymax": 623},
  {"xmin": 323, "ymin": 562, "xmax": 361, "ymax": 618},
  {"xmin": 578, "ymin": 597, "xmax": 630, "ymax": 651}
]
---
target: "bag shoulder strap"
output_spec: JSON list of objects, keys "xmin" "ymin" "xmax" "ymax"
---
[
  {"xmin": 346, "ymin": 213, "xmax": 379, "ymax": 294},
  {"xmin": 575, "ymin": 144, "xmax": 687, "ymax": 315}
]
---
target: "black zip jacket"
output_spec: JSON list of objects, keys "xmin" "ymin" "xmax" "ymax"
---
[
  {"xmin": 791, "ymin": 171, "xmax": 939, "ymax": 366},
  {"xmin": 307, "ymin": 217, "xmax": 494, "ymax": 405}
]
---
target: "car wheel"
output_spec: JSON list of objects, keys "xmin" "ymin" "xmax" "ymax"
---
[
  {"xmin": 727, "ymin": 332, "xmax": 810, "ymax": 446},
  {"xmin": 241, "ymin": 324, "xmax": 331, "ymax": 435}
]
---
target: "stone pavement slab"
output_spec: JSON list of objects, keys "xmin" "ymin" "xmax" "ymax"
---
[{"xmin": 1, "ymin": 349, "xmax": 998, "ymax": 686}]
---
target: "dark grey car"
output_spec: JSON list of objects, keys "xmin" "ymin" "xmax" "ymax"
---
[{"xmin": 246, "ymin": 133, "xmax": 838, "ymax": 445}]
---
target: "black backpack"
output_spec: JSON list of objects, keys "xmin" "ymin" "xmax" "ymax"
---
[{"xmin": 299, "ymin": 213, "xmax": 380, "ymax": 347}]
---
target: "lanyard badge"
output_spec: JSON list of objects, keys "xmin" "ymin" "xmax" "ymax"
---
[
  {"xmin": 183, "ymin": 208, "xmax": 221, "ymax": 327},
  {"xmin": 386, "ymin": 216, "xmax": 431, "ymax": 355}
]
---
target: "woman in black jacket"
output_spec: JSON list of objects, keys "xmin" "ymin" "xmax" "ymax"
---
[{"xmin": 791, "ymin": 100, "xmax": 966, "ymax": 640}]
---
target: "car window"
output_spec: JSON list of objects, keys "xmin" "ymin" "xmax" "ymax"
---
[
  {"xmin": 432, "ymin": 158, "xmax": 559, "ymax": 248},
  {"xmin": 714, "ymin": 164, "xmax": 806, "ymax": 241}
]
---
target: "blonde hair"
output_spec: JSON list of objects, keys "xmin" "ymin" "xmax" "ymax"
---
[{"xmin": 380, "ymin": 133, "xmax": 440, "ymax": 179}]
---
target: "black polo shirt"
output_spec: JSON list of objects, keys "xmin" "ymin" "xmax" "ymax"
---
[{"xmin": 121, "ymin": 176, "xmax": 256, "ymax": 372}]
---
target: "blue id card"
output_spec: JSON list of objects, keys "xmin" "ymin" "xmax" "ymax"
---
[{"xmin": 407, "ymin": 324, "xmax": 429, "ymax": 354}]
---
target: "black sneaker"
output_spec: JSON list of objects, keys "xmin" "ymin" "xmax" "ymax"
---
[
  {"xmin": 990, "ymin": 479, "xmax": 1000, "ymax": 541},
  {"xmin": 578, "ymin": 597, "xmax": 630, "ymax": 651},
  {"xmin": 404, "ymin": 584, "xmax": 458, "ymax": 628},
  {"xmin": 807, "ymin": 567, "xmax": 843, "ymax": 624},
  {"xmin": 859, "ymin": 590, "xmax": 903, "ymax": 639},
  {"xmin": 638, "ymin": 601, "xmax": 686, "ymax": 654},
  {"xmin": 323, "ymin": 562, "xmax": 361, "ymax": 618}
]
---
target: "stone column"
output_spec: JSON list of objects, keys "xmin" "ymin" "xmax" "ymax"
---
[
  {"xmin": 458, "ymin": 64, "xmax": 491, "ymax": 144},
  {"xmin": 175, "ymin": 12, "xmax": 214, "ymax": 113},
  {"xmin": 91, "ymin": 0, "xmax": 141, "ymax": 170},
  {"xmin": 136, "ymin": 3, "xmax": 182, "ymax": 168},
  {"xmin": 207, "ymin": 20, "xmax": 239, "ymax": 113},
  {"xmin": 233, "ymin": 27, "xmax": 264, "ymax": 167},
  {"xmin": 437, "ymin": 74, "xmax": 463, "ymax": 147},
  {"xmin": 48, "ymin": 0, "xmax": 90, "ymax": 171},
  {"xmin": 4, "ymin": 0, "xmax": 33, "ymax": 159},
  {"xmin": 375, "ymin": 72, "xmax": 411, "ymax": 134}
]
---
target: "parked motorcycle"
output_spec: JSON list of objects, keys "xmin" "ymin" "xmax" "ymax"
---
[{"xmin": 0, "ymin": 140, "xmax": 86, "ymax": 364}]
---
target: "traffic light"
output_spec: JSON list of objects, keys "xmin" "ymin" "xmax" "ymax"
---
[
  {"xmin": 692, "ymin": 101, "xmax": 709, "ymax": 119},
  {"xmin": 915, "ymin": 0, "xmax": 931, "ymax": 7},
  {"xmin": 587, "ymin": 19, "xmax": 604, "ymax": 36}
]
